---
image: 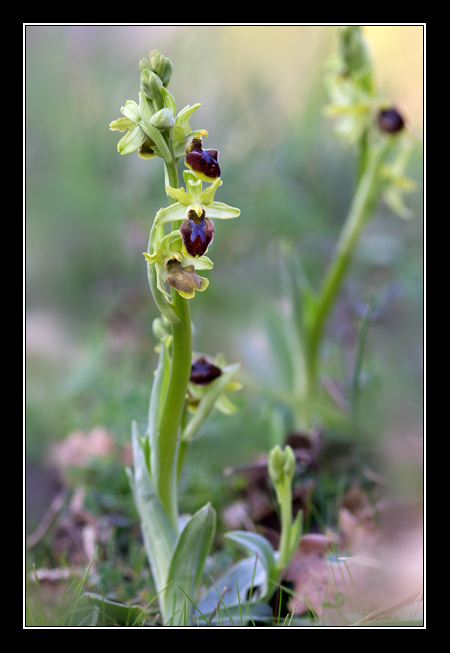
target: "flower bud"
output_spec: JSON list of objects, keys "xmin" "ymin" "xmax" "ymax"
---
[
  {"xmin": 185, "ymin": 137, "xmax": 221, "ymax": 182},
  {"xmin": 139, "ymin": 57, "xmax": 151, "ymax": 73},
  {"xmin": 152, "ymin": 316, "xmax": 170, "ymax": 340},
  {"xmin": 150, "ymin": 108, "xmax": 175, "ymax": 131},
  {"xmin": 377, "ymin": 107, "xmax": 405, "ymax": 134},
  {"xmin": 148, "ymin": 49, "xmax": 174, "ymax": 86},
  {"xmin": 338, "ymin": 26, "xmax": 371, "ymax": 74},
  {"xmin": 140, "ymin": 69, "xmax": 163, "ymax": 107},
  {"xmin": 180, "ymin": 212, "xmax": 215, "ymax": 257},
  {"xmin": 268, "ymin": 445, "xmax": 295, "ymax": 486},
  {"xmin": 190, "ymin": 356, "xmax": 222, "ymax": 385}
]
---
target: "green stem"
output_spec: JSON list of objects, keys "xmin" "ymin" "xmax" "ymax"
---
[
  {"xmin": 150, "ymin": 152, "xmax": 193, "ymax": 528},
  {"xmin": 304, "ymin": 138, "xmax": 394, "ymax": 416},
  {"xmin": 275, "ymin": 480, "xmax": 292, "ymax": 574},
  {"xmin": 156, "ymin": 290, "xmax": 192, "ymax": 527}
]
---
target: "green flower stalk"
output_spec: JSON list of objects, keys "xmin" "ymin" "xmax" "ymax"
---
[
  {"xmin": 110, "ymin": 49, "xmax": 240, "ymax": 625},
  {"xmin": 268, "ymin": 445, "xmax": 302, "ymax": 576},
  {"xmin": 280, "ymin": 26, "xmax": 417, "ymax": 431}
]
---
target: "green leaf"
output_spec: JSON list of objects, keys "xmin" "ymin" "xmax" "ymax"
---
[
  {"xmin": 195, "ymin": 556, "xmax": 267, "ymax": 617},
  {"xmin": 288, "ymin": 510, "xmax": 303, "ymax": 560},
  {"xmin": 163, "ymin": 503, "xmax": 216, "ymax": 625},
  {"xmin": 129, "ymin": 421, "xmax": 176, "ymax": 598},
  {"xmin": 83, "ymin": 592, "xmax": 143, "ymax": 627},
  {"xmin": 224, "ymin": 531, "xmax": 276, "ymax": 582}
]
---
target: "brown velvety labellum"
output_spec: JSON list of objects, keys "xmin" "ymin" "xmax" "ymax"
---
[
  {"xmin": 190, "ymin": 357, "xmax": 222, "ymax": 385},
  {"xmin": 186, "ymin": 148, "xmax": 221, "ymax": 179},
  {"xmin": 377, "ymin": 108, "xmax": 404, "ymax": 133},
  {"xmin": 180, "ymin": 216, "xmax": 214, "ymax": 257}
]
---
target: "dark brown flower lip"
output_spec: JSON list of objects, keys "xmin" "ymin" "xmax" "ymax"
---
[
  {"xmin": 180, "ymin": 216, "xmax": 214, "ymax": 257},
  {"xmin": 185, "ymin": 149, "xmax": 221, "ymax": 179},
  {"xmin": 377, "ymin": 108, "xmax": 405, "ymax": 134},
  {"xmin": 190, "ymin": 356, "xmax": 222, "ymax": 385}
]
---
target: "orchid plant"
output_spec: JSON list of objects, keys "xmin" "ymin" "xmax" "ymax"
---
[
  {"xmin": 272, "ymin": 26, "xmax": 418, "ymax": 434},
  {"xmin": 110, "ymin": 49, "xmax": 301, "ymax": 626}
]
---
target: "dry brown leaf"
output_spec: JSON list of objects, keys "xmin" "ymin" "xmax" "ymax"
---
[{"xmin": 287, "ymin": 534, "xmax": 369, "ymax": 621}]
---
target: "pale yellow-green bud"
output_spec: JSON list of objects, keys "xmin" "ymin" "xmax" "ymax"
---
[
  {"xmin": 150, "ymin": 108, "xmax": 175, "ymax": 131},
  {"xmin": 140, "ymin": 69, "xmax": 163, "ymax": 106},
  {"xmin": 338, "ymin": 26, "xmax": 371, "ymax": 74},
  {"xmin": 268, "ymin": 445, "xmax": 295, "ymax": 486},
  {"xmin": 148, "ymin": 49, "xmax": 174, "ymax": 86}
]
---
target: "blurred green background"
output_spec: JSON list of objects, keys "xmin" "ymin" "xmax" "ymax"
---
[{"xmin": 26, "ymin": 25, "xmax": 423, "ymax": 523}]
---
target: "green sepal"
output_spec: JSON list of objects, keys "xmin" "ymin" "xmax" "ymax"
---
[
  {"xmin": 154, "ymin": 203, "xmax": 187, "ymax": 228},
  {"xmin": 140, "ymin": 69, "xmax": 164, "ymax": 109},
  {"xmin": 203, "ymin": 201, "xmax": 241, "ymax": 220},
  {"xmin": 161, "ymin": 86, "xmax": 176, "ymax": 115},
  {"xmin": 181, "ymin": 362, "xmax": 240, "ymax": 443},
  {"xmin": 175, "ymin": 104, "xmax": 202, "ymax": 131}
]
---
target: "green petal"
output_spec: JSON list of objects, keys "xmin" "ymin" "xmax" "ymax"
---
[
  {"xmin": 200, "ymin": 177, "xmax": 223, "ymax": 206},
  {"xmin": 143, "ymin": 250, "xmax": 163, "ymax": 265},
  {"xmin": 206, "ymin": 201, "xmax": 240, "ymax": 219},
  {"xmin": 117, "ymin": 124, "xmax": 147, "ymax": 155},
  {"xmin": 109, "ymin": 117, "xmax": 135, "ymax": 132},
  {"xmin": 154, "ymin": 203, "xmax": 188, "ymax": 228},
  {"xmin": 165, "ymin": 186, "xmax": 193, "ymax": 207}
]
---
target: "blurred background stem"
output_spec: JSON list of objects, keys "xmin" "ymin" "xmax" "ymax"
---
[{"xmin": 299, "ymin": 137, "xmax": 395, "ymax": 430}]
